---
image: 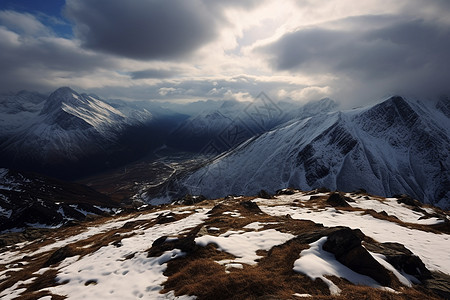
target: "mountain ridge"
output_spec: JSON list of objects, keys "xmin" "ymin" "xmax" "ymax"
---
[{"xmin": 179, "ymin": 96, "xmax": 450, "ymax": 208}]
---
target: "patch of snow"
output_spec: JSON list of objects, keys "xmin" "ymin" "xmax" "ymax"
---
[
  {"xmin": 225, "ymin": 263, "xmax": 244, "ymax": 273},
  {"xmin": 196, "ymin": 229, "xmax": 294, "ymax": 265},
  {"xmin": 207, "ymin": 227, "xmax": 220, "ymax": 231},
  {"xmin": 258, "ymin": 196, "xmax": 450, "ymax": 275},
  {"xmin": 222, "ymin": 210, "xmax": 241, "ymax": 217},
  {"xmin": 52, "ymin": 250, "xmax": 185, "ymax": 299},
  {"xmin": 243, "ymin": 222, "xmax": 265, "ymax": 230},
  {"xmin": 0, "ymin": 277, "xmax": 35, "ymax": 299},
  {"xmin": 350, "ymin": 197, "xmax": 445, "ymax": 225},
  {"xmin": 45, "ymin": 209, "xmax": 209, "ymax": 299},
  {"xmin": 243, "ymin": 221, "xmax": 278, "ymax": 231},
  {"xmin": 368, "ymin": 251, "xmax": 412, "ymax": 287},
  {"xmin": 293, "ymin": 293, "xmax": 312, "ymax": 298},
  {"xmin": 293, "ymin": 237, "xmax": 382, "ymax": 295}
]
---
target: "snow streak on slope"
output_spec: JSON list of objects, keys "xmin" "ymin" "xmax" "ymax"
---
[{"xmin": 182, "ymin": 96, "xmax": 450, "ymax": 208}]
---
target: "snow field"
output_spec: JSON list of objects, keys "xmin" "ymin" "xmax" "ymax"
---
[
  {"xmin": 257, "ymin": 196, "xmax": 450, "ymax": 275},
  {"xmin": 47, "ymin": 209, "xmax": 209, "ymax": 299}
]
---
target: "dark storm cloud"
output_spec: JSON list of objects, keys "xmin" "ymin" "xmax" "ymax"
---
[
  {"xmin": 64, "ymin": 0, "xmax": 220, "ymax": 60},
  {"xmin": 259, "ymin": 15, "xmax": 450, "ymax": 99},
  {"xmin": 130, "ymin": 68, "xmax": 179, "ymax": 80},
  {"xmin": 0, "ymin": 13, "xmax": 116, "ymax": 92}
]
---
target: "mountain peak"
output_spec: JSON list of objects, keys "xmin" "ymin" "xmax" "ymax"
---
[
  {"xmin": 436, "ymin": 95, "xmax": 450, "ymax": 118},
  {"xmin": 40, "ymin": 87, "xmax": 83, "ymax": 115},
  {"xmin": 357, "ymin": 95, "xmax": 419, "ymax": 130}
]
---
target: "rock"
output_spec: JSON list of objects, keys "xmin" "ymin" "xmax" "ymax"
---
[
  {"xmin": 363, "ymin": 242, "xmax": 431, "ymax": 280},
  {"xmin": 43, "ymin": 245, "xmax": 76, "ymax": 267},
  {"xmin": 152, "ymin": 236, "xmax": 168, "ymax": 247},
  {"xmin": 176, "ymin": 194, "xmax": 206, "ymax": 205},
  {"xmin": 326, "ymin": 193, "xmax": 351, "ymax": 207},
  {"xmin": 156, "ymin": 213, "xmax": 177, "ymax": 224},
  {"xmin": 77, "ymin": 203, "xmax": 108, "ymax": 216},
  {"xmin": 148, "ymin": 235, "xmax": 197, "ymax": 257},
  {"xmin": 258, "ymin": 190, "xmax": 274, "ymax": 199},
  {"xmin": 240, "ymin": 200, "xmax": 262, "ymax": 213},
  {"xmin": 63, "ymin": 220, "xmax": 80, "ymax": 227},
  {"xmin": 323, "ymin": 228, "xmax": 392, "ymax": 286},
  {"xmin": 61, "ymin": 204, "xmax": 86, "ymax": 221},
  {"xmin": 85, "ymin": 279, "xmax": 98, "ymax": 286},
  {"xmin": 394, "ymin": 194, "xmax": 422, "ymax": 207},
  {"xmin": 275, "ymin": 188, "xmax": 297, "ymax": 195},
  {"xmin": 352, "ymin": 188, "xmax": 367, "ymax": 194},
  {"xmin": 207, "ymin": 204, "xmax": 225, "ymax": 215}
]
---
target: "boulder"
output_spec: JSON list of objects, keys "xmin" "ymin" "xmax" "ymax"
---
[
  {"xmin": 148, "ymin": 235, "xmax": 197, "ymax": 257},
  {"xmin": 326, "ymin": 193, "xmax": 351, "ymax": 207},
  {"xmin": 43, "ymin": 245, "xmax": 76, "ymax": 267},
  {"xmin": 276, "ymin": 188, "xmax": 297, "ymax": 195},
  {"xmin": 394, "ymin": 194, "xmax": 422, "ymax": 207},
  {"xmin": 364, "ymin": 242, "xmax": 431, "ymax": 280},
  {"xmin": 258, "ymin": 190, "xmax": 274, "ymax": 199},
  {"xmin": 176, "ymin": 194, "xmax": 206, "ymax": 205},
  {"xmin": 240, "ymin": 200, "xmax": 263, "ymax": 213},
  {"xmin": 323, "ymin": 228, "xmax": 391, "ymax": 286}
]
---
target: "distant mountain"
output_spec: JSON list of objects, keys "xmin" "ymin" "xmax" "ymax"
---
[
  {"xmin": 180, "ymin": 96, "xmax": 450, "ymax": 208},
  {"xmin": 0, "ymin": 87, "xmax": 158, "ymax": 178},
  {"xmin": 167, "ymin": 97, "xmax": 338, "ymax": 153}
]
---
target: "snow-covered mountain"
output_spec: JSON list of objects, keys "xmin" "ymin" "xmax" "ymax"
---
[
  {"xmin": 0, "ymin": 87, "xmax": 154, "ymax": 178},
  {"xmin": 167, "ymin": 97, "xmax": 338, "ymax": 153},
  {"xmin": 0, "ymin": 90, "xmax": 46, "ymax": 137},
  {"xmin": 180, "ymin": 96, "xmax": 450, "ymax": 208}
]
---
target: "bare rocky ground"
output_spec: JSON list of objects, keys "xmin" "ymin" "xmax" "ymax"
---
[{"xmin": 0, "ymin": 190, "xmax": 449, "ymax": 299}]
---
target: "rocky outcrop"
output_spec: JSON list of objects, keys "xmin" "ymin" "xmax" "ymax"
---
[{"xmin": 322, "ymin": 228, "xmax": 392, "ymax": 286}]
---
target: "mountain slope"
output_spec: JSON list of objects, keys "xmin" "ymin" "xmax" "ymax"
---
[
  {"xmin": 0, "ymin": 168, "xmax": 120, "ymax": 232},
  {"xmin": 0, "ymin": 190, "xmax": 448, "ymax": 299},
  {"xmin": 180, "ymin": 96, "xmax": 449, "ymax": 208},
  {"xmin": 0, "ymin": 87, "xmax": 155, "ymax": 178},
  {"xmin": 167, "ymin": 97, "xmax": 338, "ymax": 154}
]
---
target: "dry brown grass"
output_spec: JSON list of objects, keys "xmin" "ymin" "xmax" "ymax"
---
[
  {"xmin": 1, "ymin": 194, "xmax": 447, "ymax": 300},
  {"xmin": 157, "ymin": 198, "xmax": 446, "ymax": 300},
  {"xmin": 362, "ymin": 209, "xmax": 450, "ymax": 234},
  {"xmin": 0, "ymin": 206, "xmax": 196, "ymax": 299}
]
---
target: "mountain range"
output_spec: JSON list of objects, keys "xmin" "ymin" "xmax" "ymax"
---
[
  {"xmin": 180, "ymin": 96, "xmax": 449, "ymax": 208},
  {"xmin": 0, "ymin": 88, "xmax": 448, "ymax": 208},
  {"xmin": 0, "ymin": 87, "xmax": 180, "ymax": 179},
  {"xmin": 0, "ymin": 87, "xmax": 449, "ymax": 299}
]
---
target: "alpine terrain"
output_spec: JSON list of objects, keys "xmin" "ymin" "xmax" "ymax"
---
[
  {"xmin": 0, "ymin": 87, "xmax": 157, "ymax": 178},
  {"xmin": 0, "ymin": 190, "xmax": 449, "ymax": 299},
  {"xmin": 180, "ymin": 96, "xmax": 450, "ymax": 208}
]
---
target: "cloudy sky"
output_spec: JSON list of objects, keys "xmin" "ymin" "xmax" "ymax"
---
[{"xmin": 0, "ymin": 0, "xmax": 449, "ymax": 107}]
